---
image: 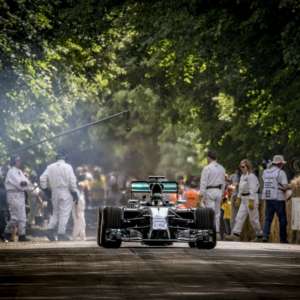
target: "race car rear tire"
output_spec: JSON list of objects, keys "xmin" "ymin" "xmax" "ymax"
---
[
  {"xmin": 194, "ymin": 208, "xmax": 216, "ymax": 249},
  {"xmin": 98, "ymin": 206, "xmax": 122, "ymax": 248}
]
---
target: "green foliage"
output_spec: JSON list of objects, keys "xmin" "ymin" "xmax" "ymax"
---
[{"xmin": 0, "ymin": 0, "xmax": 300, "ymax": 177}]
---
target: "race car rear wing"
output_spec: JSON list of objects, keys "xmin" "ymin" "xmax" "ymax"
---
[{"xmin": 131, "ymin": 181, "xmax": 178, "ymax": 193}]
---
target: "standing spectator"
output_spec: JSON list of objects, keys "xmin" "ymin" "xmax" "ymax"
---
[
  {"xmin": 169, "ymin": 175, "xmax": 186, "ymax": 205},
  {"xmin": 182, "ymin": 181, "xmax": 200, "ymax": 208},
  {"xmin": 75, "ymin": 167, "xmax": 85, "ymax": 182},
  {"xmin": 177, "ymin": 175, "xmax": 186, "ymax": 193},
  {"xmin": 200, "ymin": 150, "xmax": 225, "ymax": 239},
  {"xmin": 28, "ymin": 172, "xmax": 44, "ymax": 226},
  {"xmin": 4, "ymin": 156, "xmax": 32, "ymax": 242},
  {"xmin": 40, "ymin": 186, "xmax": 52, "ymax": 227},
  {"xmin": 40, "ymin": 150, "xmax": 78, "ymax": 241},
  {"xmin": 221, "ymin": 197, "xmax": 231, "ymax": 236},
  {"xmin": 76, "ymin": 168, "xmax": 92, "ymax": 209},
  {"xmin": 0, "ymin": 177, "xmax": 8, "ymax": 241},
  {"xmin": 262, "ymin": 155, "xmax": 289, "ymax": 243},
  {"xmin": 226, "ymin": 159, "xmax": 263, "ymax": 241},
  {"xmin": 107, "ymin": 172, "xmax": 123, "ymax": 206},
  {"xmin": 90, "ymin": 167, "xmax": 106, "ymax": 208},
  {"xmin": 107, "ymin": 172, "xmax": 117, "ymax": 202},
  {"xmin": 72, "ymin": 182, "xmax": 86, "ymax": 240},
  {"xmin": 83, "ymin": 172, "xmax": 93, "ymax": 208},
  {"xmin": 229, "ymin": 169, "xmax": 241, "ymax": 229}
]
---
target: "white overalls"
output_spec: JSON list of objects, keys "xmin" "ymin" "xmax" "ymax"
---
[
  {"xmin": 200, "ymin": 161, "xmax": 225, "ymax": 232},
  {"xmin": 232, "ymin": 173, "xmax": 263, "ymax": 237},
  {"xmin": 40, "ymin": 160, "xmax": 77, "ymax": 235},
  {"xmin": 5, "ymin": 167, "xmax": 31, "ymax": 236}
]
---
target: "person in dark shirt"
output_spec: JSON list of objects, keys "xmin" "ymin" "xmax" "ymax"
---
[{"xmin": 0, "ymin": 179, "xmax": 8, "ymax": 241}]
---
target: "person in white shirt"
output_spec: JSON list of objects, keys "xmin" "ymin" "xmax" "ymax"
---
[
  {"xmin": 40, "ymin": 150, "xmax": 78, "ymax": 241},
  {"xmin": 226, "ymin": 159, "xmax": 263, "ymax": 241},
  {"xmin": 72, "ymin": 182, "xmax": 86, "ymax": 240},
  {"xmin": 262, "ymin": 155, "xmax": 289, "ymax": 243},
  {"xmin": 200, "ymin": 150, "xmax": 225, "ymax": 236},
  {"xmin": 4, "ymin": 156, "xmax": 32, "ymax": 242}
]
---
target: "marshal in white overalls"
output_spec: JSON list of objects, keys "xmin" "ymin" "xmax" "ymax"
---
[
  {"xmin": 232, "ymin": 173, "xmax": 263, "ymax": 237},
  {"xmin": 5, "ymin": 166, "xmax": 32, "ymax": 237},
  {"xmin": 200, "ymin": 161, "xmax": 225, "ymax": 233},
  {"xmin": 40, "ymin": 159, "xmax": 77, "ymax": 236}
]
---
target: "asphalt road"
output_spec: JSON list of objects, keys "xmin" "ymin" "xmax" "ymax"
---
[{"xmin": 0, "ymin": 241, "xmax": 300, "ymax": 300}]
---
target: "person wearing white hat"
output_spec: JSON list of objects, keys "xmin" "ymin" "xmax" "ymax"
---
[{"xmin": 262, "ymin": 154, "xmax": 289, "ymax": 243}]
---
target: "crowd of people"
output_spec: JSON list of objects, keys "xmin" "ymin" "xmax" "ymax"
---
[
  {"xmin": 174, "ymin": 151, "xmax": 297, "ymax": 243},
  {"xmin": 0, "ymin": 149, "xmax": 299, "ymax": 244},
  {"xmin": 0, "ymin": 151, "xmax": 128, "ymax": 242}
]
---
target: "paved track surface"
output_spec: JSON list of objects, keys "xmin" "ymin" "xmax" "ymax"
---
[{"xmin": 0, "ymin": 241, "xmax": 300, "ymax": 300}]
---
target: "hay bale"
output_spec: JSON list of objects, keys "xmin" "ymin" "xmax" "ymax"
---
[
  {"xmin": 236, "ymin": 175, "xmax": 300, "ymax": 243},
  {"xmin": 290, "ymin": 177, "xmax": 300, "ymax": 243},
  {"xmin": 241, "ymin": 201, "xmax": 286, "ymax": 243}
]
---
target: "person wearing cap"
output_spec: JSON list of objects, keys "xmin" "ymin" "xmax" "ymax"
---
[
  {"xmin": 262, "ymin": 155, "xmax": 289, "ymax": 243},
  {"xmin": 200, "ymin": 150, "xmax": 225, "ymax": 237},
  {"xmin": 225, "ymin": 159, "xmax": 263, "ymax": 241},
  {"xmin": 40, "ymin": 150, "xmax": 78, "ymax": 241},
  {"xmin": 4, "ymin": 156, "xmax": 32, "ymax": 242}
]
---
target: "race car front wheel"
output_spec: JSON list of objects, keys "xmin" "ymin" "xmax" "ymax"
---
[
  {"xmin": 97, "ymin": 206, "xmax": 122, "ymax": 248},
  {"xmin": 192, "ymin": 208, "xmax": 216, "ymax": 249}
]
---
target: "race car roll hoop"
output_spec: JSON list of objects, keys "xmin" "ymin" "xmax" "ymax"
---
[{"xmin": 97, "ymin": 176, "xmax": 217, "ymax": 249}]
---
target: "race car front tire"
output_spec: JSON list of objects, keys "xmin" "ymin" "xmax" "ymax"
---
[
  {"xmin": 193, "ymin": 208, "xmax": 216, "ymax": 249},
  {"xmin": 97, "ymin": 206, "xmax": 122, "ymax": 248}
]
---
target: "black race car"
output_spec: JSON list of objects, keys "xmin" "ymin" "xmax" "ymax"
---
[{"xmin": 97, "ymin": 176, "xmax": 216, "ymax": 249}]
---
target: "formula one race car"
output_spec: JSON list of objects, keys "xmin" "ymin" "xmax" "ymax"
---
[{"xmin": 97, "ymin": 176, "xmax": 216, "ymax": 249}]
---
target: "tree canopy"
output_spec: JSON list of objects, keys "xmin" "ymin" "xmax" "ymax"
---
[{"xmin": 1, "ymin": 0, "xmax": 300, "ymax": 178}]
